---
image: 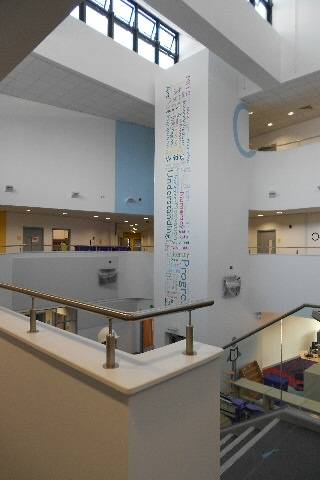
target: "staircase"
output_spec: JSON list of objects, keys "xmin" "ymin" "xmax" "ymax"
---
[
  {"xmin": 220, "ymin": 418, "xmax": 280, "ymax": 476},
  {"xmin": 220, "ymin": 410, "xmax": 320, "ymax": 479}
]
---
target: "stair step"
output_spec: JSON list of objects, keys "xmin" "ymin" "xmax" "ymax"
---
[
  {"xmin": 221, "ymin": 418, "xmax": 280, "ymax": 475},
  {"xmin": 220, "ymin": 427, "xmax": 255, "ymax": 458},
  {"xmin": 220, "ymin": 433, "xmax": 234, "ymax": 447}
]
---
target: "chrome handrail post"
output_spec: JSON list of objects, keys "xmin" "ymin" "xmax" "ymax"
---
[
  {"xmin": 27, "ymin": 296, "xmax": 38, "ymax": 333},
  {"xmin": 185, "ymin": 310, "xmax": 196, "ymax": 356},
  {"xmin": 103, "ymin": 318, "xmax": 118, "ymax": 369}
]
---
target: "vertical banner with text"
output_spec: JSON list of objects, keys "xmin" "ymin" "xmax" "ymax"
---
[{"xmin": 164, "ymin": 76, "xmax": 191, "ymax": 305}]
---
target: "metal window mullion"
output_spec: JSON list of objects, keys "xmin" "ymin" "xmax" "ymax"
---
[
  {"xmin": 133, "ymin": 3, "xmax": 138, "ymax": 53},
  {"xmin": 155, "ymin": 19, "xmax": 160, "ymax": 64},
  {"xmin": 79, "ymin": 1, "xmax": 86, "ymax": 21},
  {"xmin": 108, "ymin": 0, "xmax": 114, "ymax": 38},
  {"xmin": 175, "ymin": 31, "xmax": 179, "ymax": 63}
]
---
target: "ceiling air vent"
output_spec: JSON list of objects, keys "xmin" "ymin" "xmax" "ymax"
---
[{"xmin": 5, "ymin": 185, "xmax": 14, "ymax": 192}]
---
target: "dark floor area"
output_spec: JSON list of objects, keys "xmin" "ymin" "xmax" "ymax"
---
[{"xmin": 222, "ymin": 421, "xmax": 320, "ymax": 480}]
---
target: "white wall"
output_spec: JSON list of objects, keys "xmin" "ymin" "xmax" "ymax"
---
[
  {"xmin": 251, "ymin": 142, "xmax": 320, "ymax": 211},
  {"xmin": 249, "ymin": 254, "xmax": 320, "ymax": 312},
  {"xmin": 273, "ymin": 0, "xmax": 320, "ymax": 81},
  {"xmin": 154, "ymin": 50, "xmax": 257, "ymax": 349},
  {"xmin": 207, "ymin": 54, "xmax": 256, "ymax": 347},
  {"xmin": 146, "ymin": 0, "xmax": 282, "ymax": 88},
  {"xmin": 6, "ymin": 211, "xmax": 117, "ymax": 252},
  {"xmin": 0, "ymin": 94, "xmax": 116, "ymax": 212}
]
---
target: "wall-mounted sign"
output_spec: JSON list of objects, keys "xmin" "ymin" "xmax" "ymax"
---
[
  {"xmin": 164, "ymin": 75, "xmax": 191, "ymax": 306},
  {"xmin": 233, "ymin": 103, "xmax": 256, "ymax": 158}
]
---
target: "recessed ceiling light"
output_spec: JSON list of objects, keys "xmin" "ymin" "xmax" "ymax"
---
[
  {"xmin": 276, "ymin": 211, "xmax": 283, "ymax": 214},
  {"xmin": 93, "ymin": 215, "xmax": 99, "ymax": 218},
  {"xmin": 144, "ymin": 217, "xmax": 149, "ymax": 220},
  {"xmin": 26, "ymin": 209, "xmax": 31, "ymax": 212},
  {"xmin": 249, "ymin": 111, "xmax": 254, "ymax": 115},
  {"xmin": 130, "ymin": 224, "xmax": 133, "ymax": 227},
  {"xmin": 62, "ymin": 212, "xmax": 68, "ymax": 215},
  {"xmin": 105, "ymin": 217, "xmax": 110, "ymax": 220},
  {"xmin": 124, "ymin": 220, "xmax": 128, "ymax": 223},
  {"xmin": 288, "ymin": 111, "xmax": 294, "ymax": 116},
  {"xmin": 135, "ymin": 223, "xmax": 138, "ymax": 226},
  {"xmin": 258, "ymin": 214, "xmax": 264, "ymax": 217},
  {"xmin": 267, "ymin": 122, "xmax": 273, "ymax": 127}
]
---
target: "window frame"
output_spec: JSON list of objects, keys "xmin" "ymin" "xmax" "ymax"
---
[
  {"xmin": 249, "ymin": 0, "xmax": 273, "ymax": 24},
  {"xmin": 76, "ymin": 0, "xmax": 179, "ymax": 65}
]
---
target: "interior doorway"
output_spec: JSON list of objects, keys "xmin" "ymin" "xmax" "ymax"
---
[
  {"xmin": 23, "ymin": 227, "xmax": 44, "ymax": 252},
  {"xmin": 257, "ymin": 230, "xmax": 276, "ymax": 254},
  {"xmin": 122, "ymin": 232, "xmax": 142, "ymax": 251},
  {"xmin": 52, "ymin": 229, "xmax": 71, "ymax": 251}
]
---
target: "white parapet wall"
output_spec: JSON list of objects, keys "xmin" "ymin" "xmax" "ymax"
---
[{"xmin": 0, "ymin": 306, "xmax": 222, "ymax": 480}]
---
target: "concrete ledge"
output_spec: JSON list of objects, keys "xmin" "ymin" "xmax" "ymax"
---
[{"xmin": 0, "ymin": 306, "xmax": 222, "ymax": 395}]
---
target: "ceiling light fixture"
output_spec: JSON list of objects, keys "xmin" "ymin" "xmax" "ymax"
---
[
  {"xmin": 26, "ymin": 209, "xmax": 31, "ymax": 212},
  {"xmin": 144, "ymin": 217, "xmax": 149, "ymax": 220},
  {"xmin": 249, "ymin": 111, "xmax": 254, "ymax": 115},
  {"xmin": 62, "ymin": 212, "xmax": 68, "ymax": 215},
  {"xmin": 135, "ymin": 223, "xmax": 138, "ymax": 226},
  {"xmin": 258, "ymin": 214, "xmax": 264, "ymax": 217},
  {"xmin": 288, "ymin": 111, "xmax": 294, "ymax": 116},
  {"xmin": 93, "ymin": 215, "xmax": 99, "ymax": 218},
  {"xmin": 124, "ymin": 220, "xmax": 128, "ymax": 223},
  {"xmin": 130, "ymin": 224, "xmax": 133, "ymax": 227},
  {"xmin": 276, "ymin": 211, "xmax": 283, "ymax": 214},
  {"xmin": 267, "ymin": 122, "xmax": 273, "ymax": 127},
  {"xmin": 105, "ymin": 217, "xmax": 110, "ymax": 220}
]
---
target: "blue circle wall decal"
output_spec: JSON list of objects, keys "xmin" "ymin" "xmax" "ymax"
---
[{"xmin": 233, "ymin": 103, "xmax": 256, "ymax": 158}]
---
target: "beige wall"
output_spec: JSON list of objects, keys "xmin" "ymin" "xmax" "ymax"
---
[
  {"xmin": 248, "ymin": 212, "xmax": 320, "ymax": 254},
  {"xmin": 251, "ymin": 116, "xmax": 320, "ymax": 151},
  {"xmin": 5, "ymin": 212, "xmax": 154, "ymax": 253}
]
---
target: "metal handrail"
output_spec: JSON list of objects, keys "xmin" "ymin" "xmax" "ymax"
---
[
  {"xmin": 0, "ymin": 281, "xmax": 214, "ymax": 368},
  {"xmin": 0, "ymin": 282, "xmax": 213, "ymax": 320},
  {"xmin": 223, "ymin": 303, "xmax": 320, "ymax": 350}
]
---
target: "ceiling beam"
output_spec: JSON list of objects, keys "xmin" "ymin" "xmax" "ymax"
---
[
  {"xmin": 145, "ymin": 0, "xmax": 282, "ymax": 89},
  {"xmin": 0, "ymin": 0, "xmax": 80, "ymax": 80}
]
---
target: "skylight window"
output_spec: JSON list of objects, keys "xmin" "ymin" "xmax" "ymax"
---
[
  {"xmin": 71, "ymin": 0, "xmax": 179, "ymax": 67},
  {"xmin": 138, "ymin": 10, "xmax": 156, "ymax": 40},
  {"xmin": 113, "ymin": 0, "xmax": 135, "ymax": 26},
  {"xmin": 247, "ymin": 0, "xmax": 272, "ymax": 24}
]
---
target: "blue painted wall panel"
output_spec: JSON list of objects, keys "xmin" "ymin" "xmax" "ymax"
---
[{"xmin": 115, "ymin": 121, "xmax": 154, "ymax": 215}]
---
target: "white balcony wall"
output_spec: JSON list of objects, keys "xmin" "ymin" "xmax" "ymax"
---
[{"xmin": 35, "ymin": 16, "xmax": 157, "ymax": 105}]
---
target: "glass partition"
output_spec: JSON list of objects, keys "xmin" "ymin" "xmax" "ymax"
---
[{"xmin": 221, "ymin": 307, "xmax": 320, "ymax": 428}]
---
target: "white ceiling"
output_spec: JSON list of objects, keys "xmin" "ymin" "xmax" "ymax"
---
[
  {"xmin": 0, "ymin": 53, "xmax": 155, "ymax": 128},
  {"xmin": 244, "ymin": 69, "xmax": 320, "ymax": 138}
]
